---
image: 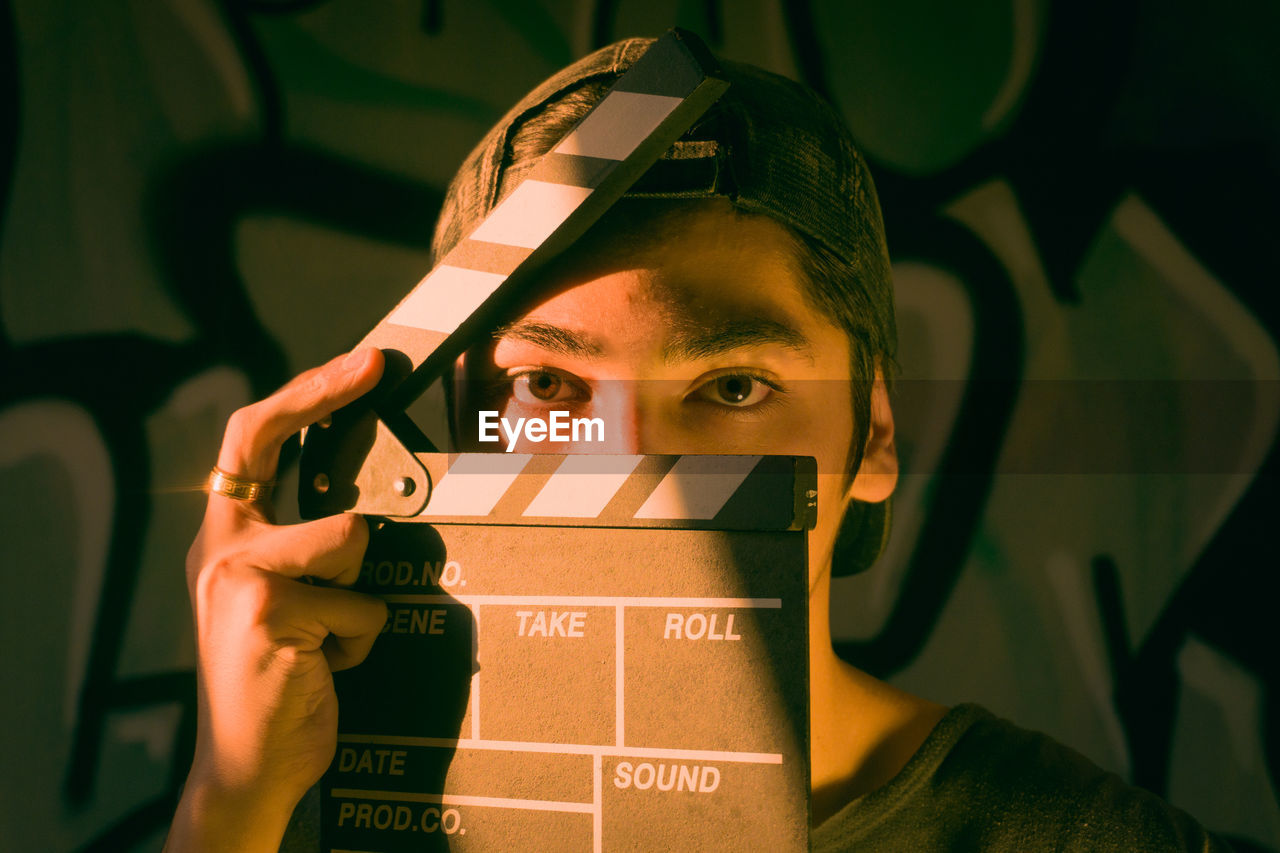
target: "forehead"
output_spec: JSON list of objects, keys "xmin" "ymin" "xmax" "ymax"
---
[{"xmin": 500, "ymin": 199, "xmax": 834, "ymax": 348}]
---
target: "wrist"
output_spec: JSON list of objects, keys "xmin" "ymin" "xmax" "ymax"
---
[{"xmin": 165, "ymin": 770, "xmax": 299, "ymax": 853}]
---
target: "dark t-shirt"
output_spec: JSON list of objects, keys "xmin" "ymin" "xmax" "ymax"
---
[
  {"xmin": 282, "ymin": 704, "xmax": 1231, "ymax": 851},
  {"xmin": 813, "ymin": 704, "xmax": 1233, "ymax": 852}
]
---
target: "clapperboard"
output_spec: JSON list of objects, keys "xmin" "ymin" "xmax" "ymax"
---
[
  {"xmin": 321, "ymin": 453, "xmax": 813, "ymax": 851},
  {"xmin": 299, "ymin": 29, "xmax": 814, "ymax": 852}
]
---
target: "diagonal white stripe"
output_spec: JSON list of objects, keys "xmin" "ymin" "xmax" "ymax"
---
[
  {"xmin": 554, "ymin": 91, "xmax": 684, "ymax": 160},
  {"xmin": 522, "ymin": 455, "xmax": 644, "ymax": 518},
  {"xmin": 469, "ymin": 180, "xmax": 593, "ymax": 249},
  {"xmin": 420, "ymin": 454, "xmax": 532, "ymax": 516},
  {"xmin": 386, "ymin": 264, "xmax": 507, "ymax": 333},
  {"xmin": 634, "ymin": 455, "xmax": 762, "ymax": 520}
]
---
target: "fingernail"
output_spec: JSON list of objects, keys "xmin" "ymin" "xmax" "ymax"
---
[{"xmin": 342, "ymin": 348, "xmax": 372, "ymax": 371}]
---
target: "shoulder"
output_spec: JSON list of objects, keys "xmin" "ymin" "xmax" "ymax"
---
[{"xmin": 814, "ymin": 704, "xmax": 1235, "ymax": 852}]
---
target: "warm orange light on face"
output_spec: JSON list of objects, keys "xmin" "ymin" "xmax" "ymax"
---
[{"xmin": 454, "ymin": 203, "xmax": 896, "ymax": 588}]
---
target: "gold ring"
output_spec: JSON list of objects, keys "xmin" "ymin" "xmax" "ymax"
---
[{"xmin": 208, "ymin": 467, "xmax": 275, "ymax": 502}]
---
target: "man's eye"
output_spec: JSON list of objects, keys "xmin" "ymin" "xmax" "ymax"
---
[
  {"xmin": 694, "ymin": 374, "xmax": 774, "ymax": 407},
  {"xmin": 511, "ymin": 370, "xmax": 581, "ymax": 404}
]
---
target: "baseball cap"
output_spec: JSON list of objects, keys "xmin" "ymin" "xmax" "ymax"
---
[{"xmin": 432, "ymin": 34, "xmax": 895, "ymax": 576}]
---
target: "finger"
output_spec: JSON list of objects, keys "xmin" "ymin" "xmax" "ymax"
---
[
  {"xmin": 301, "ymin": 583, "xmax": 387, "ymax": 640},
  {"xmin": 216, "ymin": 347, "xmax": 384, "ymax": 484},
  {"xmin": 289, "ymin": 583, "xmax": 387, "ymax": 669},
  {"xmin": 246, "ymin": 512, "xmax": 370, "ymax": 586},
  {"xmin": 322, "ymin": 629, "xmax": 381, "ymax": 672}
]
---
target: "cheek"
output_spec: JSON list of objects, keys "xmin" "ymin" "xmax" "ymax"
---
[
  {"xmin": 809, "ymin": 471, "xmax": 852, "ymax": 584},
  {"xmin": 756, "ymin": 391, "xmax": 856, "ymax": 479},
  {"xmin": 677, "ymin": 399, "xmax": 855, "ymax": 574},
  {"xmin": 798, "ymin": 393, "xmax": 859, "ymax": 577}
]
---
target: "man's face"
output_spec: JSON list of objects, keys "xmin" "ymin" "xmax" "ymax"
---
[{"xmin": 455, "ymin": 201, "xmax": 893, "ymax": 586}]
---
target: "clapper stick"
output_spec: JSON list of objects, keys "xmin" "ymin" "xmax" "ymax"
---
[
  {"xmin": 300, "ymin": 29, "xmax": 729, "ymax": 520},
  {"xmin": 410, "ymin": 453, "xmax": 817, "ymax": 532}
]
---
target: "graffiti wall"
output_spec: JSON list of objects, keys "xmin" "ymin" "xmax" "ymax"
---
[{"xmin": 1, "ymin": 0, "xmax": 1276, "ymax": 849}]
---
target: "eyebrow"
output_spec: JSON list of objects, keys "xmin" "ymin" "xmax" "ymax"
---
[
  {"xmin": 662, "ymin": 317, "xmax": 813, "ymax": 364},
  {"xmin": 493, "ymin": 321, "xmax": 605, "ymax": 359},
  {"xmin": 493, "ymin": 316, "xmax": 813, "ymax": 363}
]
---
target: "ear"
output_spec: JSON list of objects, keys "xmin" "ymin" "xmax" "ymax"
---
[{"xmin": 847, "ymin": 370, "xmax": 897, "ymax": 503}]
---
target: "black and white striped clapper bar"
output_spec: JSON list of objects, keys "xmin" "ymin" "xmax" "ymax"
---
[
  {"xmin": 299, "ymin": 29, "xmax": 731, "ymax": 519},
  {"xmin": 405, "ymin": 451, "xmax": 816, "ymax": 531}
]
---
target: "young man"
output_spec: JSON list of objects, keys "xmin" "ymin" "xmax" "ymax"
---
[{"xmin": 167, "ymin": 38, "xmax": 1231, "ymax": 852}]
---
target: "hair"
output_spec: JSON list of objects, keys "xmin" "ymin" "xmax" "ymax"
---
[{"xmin": 492, "ymin": 77, "xmax": 897, "ymax": 482}]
